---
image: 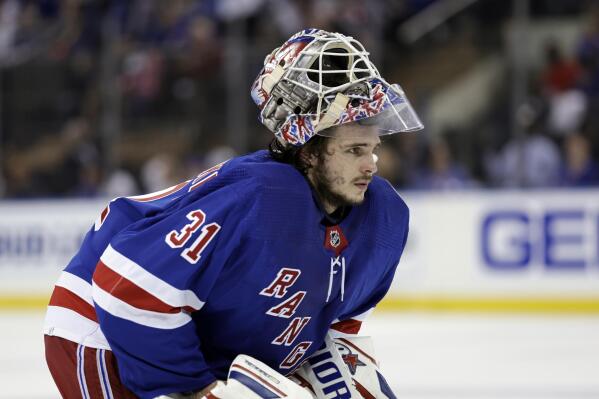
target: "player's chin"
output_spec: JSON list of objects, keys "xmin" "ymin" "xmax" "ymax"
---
[{"xmin": 346, "ymin": 191, "xmax": 366, "ymax": 205}]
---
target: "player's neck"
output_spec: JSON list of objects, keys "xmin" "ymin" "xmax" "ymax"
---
[
  {"xmin": 305, "ymin": 173, "xmax": 337, "ymax": 214},
  {"xmin": 312, "ymin": 186, "xmax": 337, "ymax": 214},
  {"xmin": 321, "ymin": 199, "xmax": 337, "ymax": 214}
]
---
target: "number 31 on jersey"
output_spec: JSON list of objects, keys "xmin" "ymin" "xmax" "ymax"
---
[{"xmin": 165, "ymin": 209, "xmax": 221, "ymax": 264}]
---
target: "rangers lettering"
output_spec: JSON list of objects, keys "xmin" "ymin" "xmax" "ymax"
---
[
  {"xmin": 266, "ymin": 291, "xmax": 306, "ymax": 318},
  {"xmin": 280, "ymin": 341, "xmax": 312, "ymax": 369},
  {"xmin": 272, "ymin": 317, "xmax": 311, "ymax": 346},
  {"xmin": 260, "ymin": 268, "xmax": 301, "ymax": 298}
]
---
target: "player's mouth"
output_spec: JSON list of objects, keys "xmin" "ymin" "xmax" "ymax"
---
[{"xmin": 353, "ymin": 179, "xmax": 371, "ymax": 191}]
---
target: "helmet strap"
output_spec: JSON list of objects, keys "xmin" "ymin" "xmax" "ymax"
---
[
  {"xmin": 315, "ymin": 93, "xmax": 349, "ymax": 133},
  {"xmin": 263, "ymin": 65, "xmax": 286, "ymax": 95}
]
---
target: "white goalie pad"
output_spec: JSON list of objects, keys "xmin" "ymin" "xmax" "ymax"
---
[
  {"xmin": 290, "ymin": 334, "xmax": 396, "ymax": 399},
  {"xmin": 203, "ymin": 355, "xmax": 313, "ymax": 399}
]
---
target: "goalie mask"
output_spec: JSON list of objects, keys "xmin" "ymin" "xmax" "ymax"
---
[{"xmin": 251, "ymin": 28, "xmax": 423, "ymax": 146}]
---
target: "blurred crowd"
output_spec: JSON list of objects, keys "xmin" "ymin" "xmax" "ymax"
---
[
  {"xmin": 0, "ymin": 0, "xmax": 598, "ymax": 198},
  {"xmin": 481, "ymin": 15, "xmax": 599, "ymax": 190}
]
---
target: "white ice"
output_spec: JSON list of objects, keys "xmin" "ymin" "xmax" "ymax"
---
[{"xmin": 1, "ymin": 311, "xmax": 598, "ymax": 398}]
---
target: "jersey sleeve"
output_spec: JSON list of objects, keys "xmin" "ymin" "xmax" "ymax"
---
[
  {"xmin": 91, "ymin": 178, "xmax": 254, "ymax": 398},
  {"xmin": 64, "ymin": 180, "xmax": 193, "ymax": 279}
]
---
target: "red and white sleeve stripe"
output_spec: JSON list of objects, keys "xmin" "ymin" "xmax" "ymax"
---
[
  {"xmin": 44, "ymin": 271, "xmax": 110, "ymax": 349},
  {"xmin": 54, "ymin": 271, "xmax": 97, "ymax": 319},
  {"xmin": 127, "ymin": 181, "xmax": 189, "ymax": 202},
  {"xmin": 329, "ymin": 308, "xmax": 374, "ymax": 338},
  {"xmin": 92, "ymin": 245, "xmax": 205, "ymax": 329}
]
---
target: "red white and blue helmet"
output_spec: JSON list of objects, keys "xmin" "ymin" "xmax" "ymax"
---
[{"xmin": 251, "ymin": 28, "xmax": 423, "ymax": 146}]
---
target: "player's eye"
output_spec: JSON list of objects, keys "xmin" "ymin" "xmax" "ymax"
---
[{"xmin": 347, "ymin": 147, "xmax": 363, "ymax": 155}]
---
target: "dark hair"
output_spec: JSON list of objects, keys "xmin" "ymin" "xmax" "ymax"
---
[{"xmin": 268, "ymin": 135, "xmax": 331, "ymax": 175}]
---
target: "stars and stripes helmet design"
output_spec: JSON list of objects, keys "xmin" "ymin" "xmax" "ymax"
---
[{"xmin": 251, "ymin": 28, "xmax": 423, "ymax": 146}]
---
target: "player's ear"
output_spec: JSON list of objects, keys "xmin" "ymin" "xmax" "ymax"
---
[
  {"xmin": 299, "ymin": 147, "xmax": 317, "ymax": 168},
  {"xmin": 299, "ymin": 149, "xmax": 316, "ymax": 167}
]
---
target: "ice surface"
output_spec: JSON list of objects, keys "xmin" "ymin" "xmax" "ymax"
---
[{"xmin": 2, "ymin": 311, "xmax": 598, "ymax": 398}]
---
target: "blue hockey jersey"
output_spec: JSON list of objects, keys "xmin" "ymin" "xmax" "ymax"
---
[{"xmin": 44, "ymin": 150, "xmax": 409, "ymax": 398}]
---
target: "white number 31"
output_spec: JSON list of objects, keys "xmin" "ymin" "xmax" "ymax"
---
[{"xmin": 165, "ymin": 209, "xmax": 221, "ymax": 264}]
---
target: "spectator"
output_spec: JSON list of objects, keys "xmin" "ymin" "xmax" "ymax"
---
[
  {"xmin": 410, "ymin": 137, "xmax": 474, "ymax": 190},
  {"xmin": 559, "ymin": 133, "xmax": 599, "ymax": 187},
  {"xmin": 494, "ymin": 101, "xmax": 562, "ymax": 188},
  {"xmin": 121, "ymin": 48, "xmax": 165, "ymax": 115},
  {"xmin": 202, "ymin": 144, "xmax": 237, "ymax": 170},
  {"xmin": 54, "ymin": 117, "xmax": 102, "ymax": 196},
  {"xmin": 540, "ymin": 40, "xmax": 587, "ymax": 139},
  {"xmin": 3, "ymin": 116, "xmax": 102, "ymax": 197},
  {"xmin": 0, "ymin": 0, "xmax": 20, "ymax": 61},
  {"xmin": 101, "ymin": 168, "xmax": 139, "ymax": 197},
  {"xmin": 541, "ymin": 40, "xmax": 581, "ymax": 95},
  {"xmin": 140, "ymin": 153, "xmax": 186, "ymax": 192},
  {"xmin": 577, "ymin": 3, "xmax": 599, "ymax": 97}
]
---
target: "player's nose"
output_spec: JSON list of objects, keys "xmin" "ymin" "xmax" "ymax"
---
[{"xmin": 362, "ymin": 153, "xmax": 378, "ymax": 176}]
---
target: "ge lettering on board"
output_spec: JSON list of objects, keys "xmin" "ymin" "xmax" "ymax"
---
[{"xmin": 481, "ymin": 210, "xmax": 598, "ymax": 269}]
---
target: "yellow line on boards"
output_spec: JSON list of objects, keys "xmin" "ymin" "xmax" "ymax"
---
[
  {"xmin": 2, "ymin": 295, "xmax": 599, "ymax": 314},
  {"xmin": 0, "ymin": 296, "xmax": 50, "ymax": 310},
  {"xmin": 377, "ymin": 296, "xmax": 599, "ymax": 314}
]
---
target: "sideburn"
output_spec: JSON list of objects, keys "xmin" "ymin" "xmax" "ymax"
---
[
  {"xmin": 312, "ymin": 159, "xmax": 351, "ymax": 211},
  {"xmin": 296, "ymin": 136, "xmax": 333, "ymax": 175},
  {"xmin": 307, "ymin": 141, "xmax": 360, "ymax": 212}
]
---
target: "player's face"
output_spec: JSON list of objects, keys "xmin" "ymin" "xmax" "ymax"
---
[{"xmin": 309, "ymin": 124, "xmax": 380, "ymax": 213}]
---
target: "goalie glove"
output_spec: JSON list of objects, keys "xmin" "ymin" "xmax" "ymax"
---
[
  {"xmin": 290, "ymin": 334, "xmax": 397, "ymax": 399},
  {"xmin": 201, "ymin": 355, "xmax": 314, "ymax": 399}
]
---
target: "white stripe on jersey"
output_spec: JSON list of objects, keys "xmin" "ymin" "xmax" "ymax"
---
[
  {"xmin": 96, "ymin": 349, "xmax": 113, "ymax": 399},
  {"xmin": 56, "ymin": 271, "xmax": 94, "ymax": 306},
  {"xmin": 100, "ymin": 245, "xmax": 205, "ymax": 310},
  {"xmin": 92, "ymin": 282, "xmax": 193, "ymax": 329},
  {"xmin": 329, "ymin": 308, "xmax": 374, "ymax": 338},
  {"xmin": 96, "ymin": 349, "xmax": 108, "ymax": 399},
  {"xmin": 77, "ymin": 344, "xmax": 90, "ymax": 399},
  {"xmin": 127, "ymin": 181, "xmax": 189, "ymax": 202},
  {"xmin": 44, "ymin": 306, "xmax": 110, "ymax": 349}
]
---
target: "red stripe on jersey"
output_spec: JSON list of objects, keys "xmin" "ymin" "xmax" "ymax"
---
[
  {"xmin": 188, "ymin": 172, "xmax": 218, "ymax": 192},
  {"xmin": 49, "ymin": 286, "xmax": 98, "ymax": 322},
  {"xmin": 131, "ymin": 181, "xmax": 188, "ymax": 202},
  {"xmin": 330, "ymin": 319, "xmax": 362, "ymax": 335},
  {"xmin": 93, "ymin": 261, "xmax": 197, "ymax": 314},
  {"xmin": 83, "ymin": 344, "xmax": 100, "ymax": 396},
  {"xmin": 99, "ymin": 205, "xmax": 110, "ymax": 224}
]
